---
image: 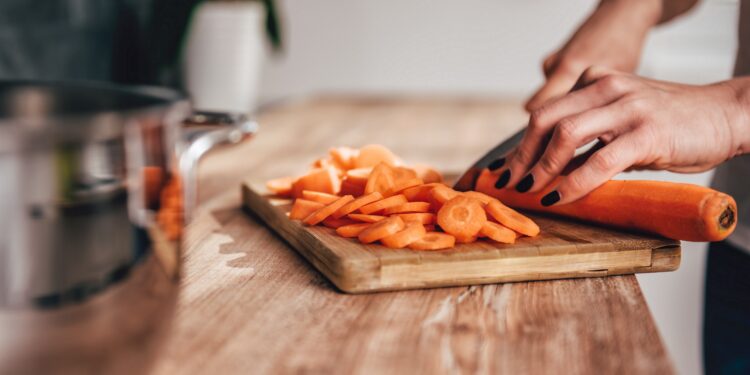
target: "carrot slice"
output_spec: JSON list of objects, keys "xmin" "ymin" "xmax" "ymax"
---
[
  {"xmin": 348, "ymin": 213, "xmax": 387, "ymax": 223},
  {"xmin": 359, "ymin": 194, "xmax": 408, "ymax": 215},
  {"xmin": 289, "ymin": 199, "xmax": 325, "ymax": 220},
  {"xmin": 322, "ymin": 216, "xmax": 358, "ymax": 229},
  {"xmin": 333, "ymin": 192, "xmax": 383, "ymax": 219},
  {"xmin": 437, "ymin": 196, "xmax": 487, "ymax": 239},
  {"xmin": 345, "ymin": 168, "xmax": 372, "ymax": 186},
  {"xmin": 386, "ymin": 177, "xmax": 424, "ymax": 196},
  {"xmin": 358, "ymin": 216, "xmax": 406, "ymax": 244},
  {"xmin": 480, "ymin": 221, "xmax": 517, "ymax": 244},
  {"xmin": 430, "ymin": 185, "xmax": 461, "ymax": 204},
  {"xmin": 454, "ymin": 234, "xmax": 478, "ymax": 244},
  {"xmin": 303, "ymin": 195, "xmax": 355, "ymax": 225},
  {"xmin": 413, "ymin": 164, "xmax": 443, "ymax": 184},
  {"xmin": 329, "ymin": 146, "xmax": 359, "ymax": 170},
  {"xmin": 392, "ymin": 166, "xmax": 418, "ymax": 181},
  {"xmin": 423, "ymin": 224, "xmax": 436, "ymax": 232},
  {"xmin": 336, "ymin": 223, "xmax": 372, "ymax": 238},
  {"xmin": 402, "ymin": 183, "xmax": 443, "ymax": 202},
  {"xmin": 408, "ymin": 232, "xmax": 456, "ymax": 250},
  {"xmin": 355, "ymin": 144, "xmax": 399, "ymax": 168},
  {"xmin": 485, "ymin": 200, "xmax": 540, "ymax": 237},
  {"xmin": 462, "ymin": 191, "xmax": 495, "ymax": 205},
  {"xmin": 340, "ymin": 177, "xmax": 366, "ymax": 197},
  {"xmin": 365, "ymin": 162, "xmax": 396, "ymax": 195},
  {"xmin": 382, "ymin": 202, "xmax": 431, "ymax": 215},
  {"xmin": 266, "ymin": 176, "xmax": 295, "ymax": 197},
  {"xmin": 302, "ymin": 190, "xmax": 340, "ymax": 204},
  {"xmin": 381, "ymin": 222, "xmax": 427, "ymax": 248},
  {"xmin": 291, "ymin": 166, "xmax": 341, "ymax": 198},
  {"xmin": 395, "ymin": 213, "xmax": 436, "ymax": 225}
]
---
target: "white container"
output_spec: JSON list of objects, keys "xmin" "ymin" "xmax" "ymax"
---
[{"xmin": 184, "ymin": 1, "xmax": 266, "ymax": 113}]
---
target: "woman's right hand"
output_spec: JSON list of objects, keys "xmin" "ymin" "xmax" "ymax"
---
[{"xmin": 525, "ymin": 0, "xmax": 662, "ymax": 112}]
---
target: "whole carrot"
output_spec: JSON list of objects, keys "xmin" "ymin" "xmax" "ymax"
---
[{"xmin": 475, "ymin": 169, "xmax": 737, "ymax": 242}]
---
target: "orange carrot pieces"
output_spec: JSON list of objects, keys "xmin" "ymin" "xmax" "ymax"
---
[
  {"xmin": 402, "ymin": 183, "xmax": 443, "ymax": 202},
  {"xmin": 454, "ymin": 234, "xmax": 479, "ymax": 244},
  {"xmin": 365, "ymin": 162, "xmax": 396, "ymax": 195},
  {"xmin": 355, "ymin": 144, "xmax": 399, "ymax": 168},
  {"xmin": 480, "ymin": 221, "xmax": 517, "ymax": 244},
  {"xmin": 430, "ymin": 185, "xmax": 461, "ymax": 205},
  {"xmin": 485, "ymin": 199, "xmax": 540, "ymax": 237},
  {"xmin": 359, "ymin": 194, "xmax": 408, "ymax": 215},
  {"xmin": 462, "ymin": 191, "xmax": 495, "ymax": 205},
  {"xmin": 301, "ymin": 190, "xmax": 340, "ymax": 204},
  {"xmin": 322, "ymin": 216, "xmax": 358, "ymax": 229},
  {"xmin": 266, "ymin": 176, "xmax": 295, "ymax": 197},
  {"xmin": 336, "ymin": 223, "xmax": 372, "ymax": 238},
  {"xmin": 332, "ymin": 191, "xmax": 384, "ymax": 219},
  {"xmin": 382, "ymin": 202, "xmax": 431, "ymax": 215},
  {"xmin": 392, "ymin": 166, "xmax": 418, "ymax": 181},
  {"xmin": 394, "ymin": 213, "xmax": 436, "ymax": 225},
  {"xmin": 386, "ymin": 178, "xmax": 424, "ymax": 196},
  {"xmin": 289, "ymin": 199, "xmax": 325, "ymax": 220},
  {"xmin": 358, "ymin": 216, "xmax": 406, "ymax": 244},
  {"xmin": 347, "ymin": 213, "xmax": 387, "ymax": 223},
  {"xmin": 437, "ymin": 196, "xmax": 487, "ymax": 239},
  {"xmin": 381, "ymin": 222, "xmax": 427, "ymax": 248},
  {"xmin": 303, "ymin": 195, "xmax": 355, "ymax": 226},
  {"xmin": 345, "ymin": 168, "xmax": 373, "ymax": 186},
  {"xmin": 329, "ymin": 146, "xmax": 359, "ymax": 170},
  {"xmin": 408, "ymin": 232, "xmax": 456, "ymax": 250},
  {"xmin": 412, "ymin": 164, "xmax": 443, "ymax": 184},
  {"xmin": 291, "ymin": 166, "xmax": 341, "ymax": 198},
  {"xmin": 340, "ymin": 178, "xmax": 366, "ymax": 197}
]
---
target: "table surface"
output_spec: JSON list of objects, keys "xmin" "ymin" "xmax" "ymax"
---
[{"xmin": 149, "ymin": 96, "xmax": 674, "ymax": 375}]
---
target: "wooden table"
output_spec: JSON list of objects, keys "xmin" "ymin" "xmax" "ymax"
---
[{"xmin": 149, "ymin": 97, "xmax": 674, "ymax": 374}]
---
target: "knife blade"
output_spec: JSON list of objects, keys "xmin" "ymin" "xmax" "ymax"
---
[{"xmin": 453, "ymin": 127, "xmax": 526, "ymax": 191}]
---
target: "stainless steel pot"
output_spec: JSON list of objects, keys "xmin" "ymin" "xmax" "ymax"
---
[{"xmin": 0, "ymin": 80, "xmax": 257, "ymax": 374}]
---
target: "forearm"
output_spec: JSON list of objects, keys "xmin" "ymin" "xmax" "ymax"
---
[
  {"xmin": 724, "ymin": 76, "xmax": 750, "ymax": 157},
  {"xmin": 598, "ymin": 0, "xmax": 698, "ymax": 27}
]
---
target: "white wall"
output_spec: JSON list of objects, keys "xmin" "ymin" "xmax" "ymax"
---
[{"xmin": 258, "ymin": 1, "xmax": 740, "ymax": 374}]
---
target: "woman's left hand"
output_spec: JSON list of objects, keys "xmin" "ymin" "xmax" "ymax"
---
[{"xmin": 493, "ymin": 66, "xmax": 750, "ymax": 206}]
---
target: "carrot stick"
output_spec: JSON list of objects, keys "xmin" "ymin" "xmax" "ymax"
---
[
  {"xmin": 359, "ymin": 194, "xmax": 408, "ymax": 214},
  {"xmin": 382, "ymin": 202, "xmax": 431, "ymax": 215},
  {"xmin": 303, "ymin": 195, "xmax": 354, "ymax": 225},
  {"xmin": 480, "ymin": 221, "xmax": 517, "ymax": 244},
  {"xmin": 484, "ymin": 199, "xmax": 540, "ymax": 237},
  {"xmin": 358, "ymin": 216, "xmax": 406, "ymax": 243},
  {"xmin": 332, "ymin": 192, "xmax": 383, "ymax": 219},
  {"xmin": 347, "ymin": 214, "xmax": 387, "ymax": 223},
  {"xmin": 301, "ymin": 190, "xmax": 340, "ymax": 204},
  {"xmin": 322, "ymin": 216, "xmax": 358, "ymax": 229},
  {"xmin": 336, "ymin": 223, "xmax": 372, "ymax": 238},
  {"xmin": 289, "ymin": 199, "xmax": 325, "ymax": 220},
  {"xmin": 436, "ymin": 196, "xmax": 487, "ymax": 239},
  {"xmin": 476, "ymin": 169, "xmax": 738, "ymax": 241},
  {"xmin": 408, "ymin": 232, "xmax": 456, "ymax": 250},
  {"xmin": 394, "ymin": 213, "xmax": 436, "ymax": 225},
  {"xmin": 381, "ymin": 222, "xmax": 427, "ymax": 248}
]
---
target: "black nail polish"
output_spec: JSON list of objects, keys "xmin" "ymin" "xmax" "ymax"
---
[
  {"xmin": 516, "ymin": 174, "xmax": 534, "ymax": 193},
  {"xmin": 541, "ymin": 190, "xmax": 560, "ymax": 207},
  {"xmin": 495, "ymin": 170, "xmax": 511, "ymax": 189},
  {"xmin": 488, "ymin": 157, "xmax": 506, "ymax": 171}
]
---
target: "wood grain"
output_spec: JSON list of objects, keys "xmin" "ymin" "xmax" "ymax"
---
[{"xmin": 149, "ymin": 97, "xmax": 676, "ymax": 375}]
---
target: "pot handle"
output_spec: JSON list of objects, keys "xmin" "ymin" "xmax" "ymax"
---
[{"xmin": 179, "ymin": 112, "xmax": 258, "ymax": 221}]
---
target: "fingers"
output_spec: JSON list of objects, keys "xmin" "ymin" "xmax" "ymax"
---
[{"xmin": 525, "ymin": 71, "xmax": 578, "ymax": 112}]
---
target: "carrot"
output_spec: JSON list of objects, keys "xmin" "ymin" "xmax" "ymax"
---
[
  {"xmin": 359, "ymin": 194, "xmax": 408, "ymax": 215},
  {"xmin": 476, "ymin": 169, "xmax": 736, "ymax": 242},
  {"xmin": 395, "ymin": 213, "xmax": 436, "ymax": 225},
  {"xmin": 345, "ymin": 168, "xmax": 372, "ymax": 186},
  {"xmin": 322, "ymin": 216, "xmax": 358, "ymax": 229},
  {"xmin": 333, "ymin": 192, "xmax": 383, "ymax": 218},
  {"xmin": 365, "ymin": 162, "xmax": 396, "ymax": 195},
  {"xmin": 430, "ymin": 185, "xmax": 461, "ymax": 204},
  {"xmin": 484, "ymin": 199, "xmax": 540, "ymax": 237},
  {"xmin": 301, "ymin": 190, "xmax": 340, "ymax": 204},
  {"xmin": 355, "ymin": 144, "xmax": 399, "ymax": 168},
  {"xmin": 480, "ymin": 221, "xmax": 517, "ymax": 244},
  {"xmin": 266, "ymin": 176, "xmax": 295, "ymax": 197},
  {"xmin": 329, "ymin": 146, "xmax": 359, "ymax": 170},
  {"xmin": 303, "ymin": 195, "xmax": 355, "ymax": 225},
  {"xmin": 289, "ymin": 199, "xmax": 325, "ymax": 220},
  {"xmin": 348, "ymin": 213, "xmax": 387, "ymax": 223},
  {"xmin": 437, "ymin": 196, "xmax": 487, "ymax": 240},
  {"xmin": 358, "ymin": 216, "xmax": 406, "ymax": 244},
  {"xmin": 336, "ymin": 223, "xmax": 372, "ymax": 238},
  {"xmin": 381, "ymin": 222, "xmax": 427, "ymax": 248},
  {"xmin": 462, "ymin": 191, "xmax": 495, "ymax": 205},
  {"xmin": 454, "ymin": 234, "xmax": 479, "ymax": 244},
  {"xmin": 382, "ymin": 202, "xmax": 431, "ymax": 215},
  {"xmin": 423, "ymin": 224, "xmax": 436, "ymax": 232},
  {"xmin": 386, "ymin": 177, "xmax": 424, "ymax": 196},
  {"xmin": 412, "ymin": 164, "xmax": 443, "ymax": 184},
  {"xmin": 392, "ymin": 166, "xmax": 418, "ymax": 181},
  {"xmin": 408, "ymin": 232, "xmax": 456, "ymax": 250},
  {"xmin": 340, "ymin": 177, "xmax": 366, "ymax": 197},
  {"xmin": 402, "ymin": 183, "xmax": 443, "ymax": 202},
  {"xmin": 291, "ymin": 166, "xmax": 341, "ymax": 198}
]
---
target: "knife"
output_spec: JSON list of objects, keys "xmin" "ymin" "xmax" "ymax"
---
[{"xmin": 453, "ymin": 127, "xmax": 526, "ymax": 191}]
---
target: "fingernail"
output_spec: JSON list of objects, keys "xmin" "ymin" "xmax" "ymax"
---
[
  {"xmin": 494, "ymin": 170, "xmax": 511, "ymax": 189},
  {"xmin": 516, "ymin": 174, "xmax": 534, "ymax": 193},
  {"xmin": 488, "ymin": 157, "xmax": 506, "ymax": 171},
  {"xmin": 541, "ymin": 190, "xmax": 560, "ymax": 207}
]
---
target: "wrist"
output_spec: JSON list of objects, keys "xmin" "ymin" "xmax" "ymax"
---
[{"xmin": 720, "ymin": 77, "xmax": 750, "ymax": 157}]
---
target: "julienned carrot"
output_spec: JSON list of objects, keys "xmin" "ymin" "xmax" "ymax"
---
[
  {"xmin": 322, "ymin": 216, "xmax": 358, "ymax": 229},
  {"xmin": 476, "ymin": 169, "xmax": 737, "ymax": 242},
  {"xmin": 332, "ymin": 191, "xmax": 383, "ymax": 219},
  {"xmin": 302, "ymin": 190, "xmax": 340, "ymax": 204},
  {"xmin": 480, "ymin": 221, "xmax": 517, "ymax": 244},
  {"xmin": 266, "ymin": 176, "xmax": 295, "ymax": 197},
  {"xmin": 303, "ymin": 195, "xmax": 354, "ymax": 225},
  {"xmin": 336, "ymin": 223, "xmax": 372, "ymax": 238},
  {"xmin": 381, "ymin": 222, "xmax": 427, "ymax": 248},
  {"xmin": 409, "ymin": 232, "xmax": 456, "ymax": 250},
  {"xmin": 386, "ymin": 178, "xmax": 424, "ymax": 196},
  {"xmin": 382, "ymin": 201, "xmax": 431, "ymax": 215},
  {"xmin": 394, "ymin": 213, "xmax": 435, "ymax": 225},
  {"xmin": 348, "ymin": 214, "xmax": 387, "ymax": 223},
  {"xmin": 358, "ymin": 216, "xmax": 406, "ymax": 243},
  {"xmin": 359, "ymin": 194, "xmax": 408, "ymax": 215},
  {"xmin": 365, "ymin": 163, "xmax": 396, "ymax": 195},
  {"xmin": 437, "ymin": 196, "xmax": 487, "ymax": 239},
  {"xmin": 485, "ymin": 200, "xmax": 540, "ymax": 237},
  {"xmin": 289, "ymin": 199, "xmax": 325, "ymax": 220}
]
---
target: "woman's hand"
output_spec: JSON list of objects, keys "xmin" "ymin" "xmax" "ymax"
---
[
  {"xmin": 525, "ymin": 0, "xmax": 661, "ymax": 111},
  {"xmin": 493, "ymin": 67, "xmax": 750, "ymax": 206}
]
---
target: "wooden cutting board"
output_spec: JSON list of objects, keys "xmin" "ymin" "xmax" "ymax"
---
[{"xmin": 241, "ymin": 181, "xmax": 681, "ymax": 293}]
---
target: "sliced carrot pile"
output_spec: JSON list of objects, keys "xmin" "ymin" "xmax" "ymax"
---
[{"xmin": 268, "ymin": 145, "xmax": 540, "ymax": 249}]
